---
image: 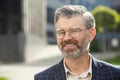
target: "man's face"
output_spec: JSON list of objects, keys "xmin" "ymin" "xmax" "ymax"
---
[{"xmin": 55, "ymin": 16, "xmax": 91, "ymax": 59}]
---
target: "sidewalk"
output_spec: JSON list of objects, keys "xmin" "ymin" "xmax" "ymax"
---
[{"xmin": 0, "ymin": 64, "xmax": 48, "ymax": 80}]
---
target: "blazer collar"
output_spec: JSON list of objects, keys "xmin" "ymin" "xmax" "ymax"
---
[
  {"xmin": 91, "ymin": 56, "xmax": 103, "ymax": 80},
  {"xmin": 54, "ymin": 59, "xmax": 67, "ymax": 80}
]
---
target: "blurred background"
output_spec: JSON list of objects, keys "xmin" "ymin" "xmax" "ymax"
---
[{"xmin": 0, "ymin": 0, "xmax": 120, "ymax": 80}]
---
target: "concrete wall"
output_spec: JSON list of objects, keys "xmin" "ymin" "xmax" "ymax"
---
[{"xmin": 22, "ymin": 0, "xmax": 47, "ymax": 62}]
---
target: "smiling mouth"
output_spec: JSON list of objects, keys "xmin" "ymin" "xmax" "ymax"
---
[
  {"xmin": 65, "ymin": 44, "xmax": 75, "ymax": 47},
  {"xmin": 61, "ymin": 40, "xmax": 78, "ymax": 50},
  {"xmin": 63, "ymin": 44, "xmax": 77, "ymax": 50}
]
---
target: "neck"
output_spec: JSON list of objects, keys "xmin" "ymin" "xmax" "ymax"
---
[{"xmin": 64, "ymin": 50, "xmax": 90, "ymax": 75}]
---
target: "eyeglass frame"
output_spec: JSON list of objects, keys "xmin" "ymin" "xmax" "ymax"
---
[{"xmin": 55, "ymin": 27, "xmax": 91, "ymax": 39}]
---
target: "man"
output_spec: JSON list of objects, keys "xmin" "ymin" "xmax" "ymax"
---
[{"xmin": 35, "ymin": 5, "xmax": 120, "ymax": 80}]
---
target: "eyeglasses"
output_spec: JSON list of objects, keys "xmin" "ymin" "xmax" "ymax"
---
[{"xmin": 56, "ymin": 27, "xmax": 90, "ymax": 39}]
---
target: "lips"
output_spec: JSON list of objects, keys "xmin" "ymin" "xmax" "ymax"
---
[
  {"xmin": 63, "ymin": 44, "xmax": 76, "ymax": 51},
  {"xmin": 64, "ymin": 44, "xmax": 75, "ymax": 48},
  {"xmin": 61, "ymin": 40, "xmax": 78, "ymax": 51}
]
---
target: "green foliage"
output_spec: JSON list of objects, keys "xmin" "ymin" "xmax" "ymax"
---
[
  {"xmin": 116, "ymin": 16, "xmax": 120, "ymax": 32},
  {"xmin": 90, "ymin": 39, "xmax": 100, "ymax": 52},
  {"xmin": 92, "ymin": 5, "xmax": 120, "ymax": 33},
  {"xmin": 105, "ymin": 56, "xmax": 120, "ymax": 65},
  {"xmin": 0, "ymin": 77, "xmax": 7, "ymax": 80}
]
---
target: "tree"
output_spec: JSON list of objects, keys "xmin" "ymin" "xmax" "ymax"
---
[
  {"xmin": 92, "ymin": 5, "xmax": 120, "ymax": 33},
  {"xmin": 116, "ymin": 15, "xmax": 120, "ymax": 32}
]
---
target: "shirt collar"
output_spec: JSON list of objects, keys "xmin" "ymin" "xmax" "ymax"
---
[{"xmin": 63, "ymin": 55, "xmax": 92, "ymax": 78}]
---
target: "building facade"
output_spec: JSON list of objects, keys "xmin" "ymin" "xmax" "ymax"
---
[{"xmin": 0, "ymin": 0, "xmax": 47, "ymax": 63}]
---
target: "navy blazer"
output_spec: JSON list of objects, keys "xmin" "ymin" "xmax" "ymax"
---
[{"xmin": 35, "ymin": 57, "xmax": 120, "ymax": 80}]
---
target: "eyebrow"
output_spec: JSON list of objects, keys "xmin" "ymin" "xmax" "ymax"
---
[
  {"xmin": 56, "ymin": 27, "xmax": 80, "ymax": 31},
  {"xmin": 70, "ymin": 27, "xmax": 80, "ymax": 29},
  {"xmin": 56, "ymin": 28, "xmax": 64, "ymax": 31}
]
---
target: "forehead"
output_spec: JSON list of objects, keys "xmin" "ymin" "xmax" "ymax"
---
[{"xmin": 55, "ymin": 15, "xmax": 85, "ymax": 29}]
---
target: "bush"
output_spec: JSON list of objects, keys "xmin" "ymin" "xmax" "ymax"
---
[
  {"xmin": 0, "ymin": 77, "xmax": 7, "ymax": 80},
  {"xmin": 92, "ymin": 5, "xmax": 120, "ymax": 33},
  {"xmin": 105, "ymin": 56, "xmax": 120, "ymax": 65},
  {"xmin": 116, "ymin": 18, "xmax": 120, "ymax": 32},
  {"xmin": 90, "ymin": 39, "xmax": 100, "ymax": 52}
]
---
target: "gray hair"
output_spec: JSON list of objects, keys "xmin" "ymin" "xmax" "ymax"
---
[{"xmin": 54, "ymin": 5, "xmax": 96, "ymax": 28}]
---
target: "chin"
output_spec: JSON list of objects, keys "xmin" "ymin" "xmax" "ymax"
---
[{"xmin": 62, "ymin": 48, "xmax": 84, "ymax": 59}]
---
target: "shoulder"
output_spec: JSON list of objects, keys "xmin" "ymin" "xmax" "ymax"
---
[
  {"xmin": 99, "ymin": 60, "xmax": 120, "ymax": 70},
  {"xmin": 93, "ymin": 57, "xmax": 120, "ymax": 77},
  {"xmin": 92, "ymin": 57, "xmax": 120, "ymax": 79},
  {"xmin": 34, "ymin": 60, "xmax": 64, "ymax": 80},
  {"xmin": 34, "ymin": 64, "xmax": 58, "ymax": 80},
  {"xmin": 100, "ymin": 60, "xmax": 120, "ymax": 79}
]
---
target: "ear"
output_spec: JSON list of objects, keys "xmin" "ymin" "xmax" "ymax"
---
[{"xmin": 89, "ymin": 28, "xmax": 96, "ymax": 42}]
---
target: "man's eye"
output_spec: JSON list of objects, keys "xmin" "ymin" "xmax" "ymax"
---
[
  {"xmin": 70, "ymin": 29, "xmax": 79, "ymax": 33},
  {"xmin": 57, "ymin": 31, "xmax": 65, "ymax": 35}
]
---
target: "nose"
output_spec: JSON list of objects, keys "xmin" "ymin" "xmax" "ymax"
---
[{"xmin": 63, "ymin": 32, "xmax": 72, "ymax": 41}]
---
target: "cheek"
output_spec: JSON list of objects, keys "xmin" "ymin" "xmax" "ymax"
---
[
  {"xmin": 81, "ymin": 35, "xmax": 90, "ymax": 46},
  {"xmin": 76, "ymin": 37, "xmax": 82, "ymax": 44},
  {"xmin": 77, "ymin": 35, "xmax": 88, "ymax": 45}
]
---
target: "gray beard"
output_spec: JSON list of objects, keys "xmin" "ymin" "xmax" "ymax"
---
[
  {"xmin": 61, "ymin": 41, "xmax": 90, "ymax": 59},
  {"xmin": 61, "ymin": 46, "xmax": 85, "ymax": 59}
]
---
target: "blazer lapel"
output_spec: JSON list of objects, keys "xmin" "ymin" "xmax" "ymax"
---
[
  {"xmin": 54, "ymin": 59, "xmax": 66, "ymax": 80},
  {"xmin": 91, "ymin": 57, "xmax": 102, "ymax": 80}
]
